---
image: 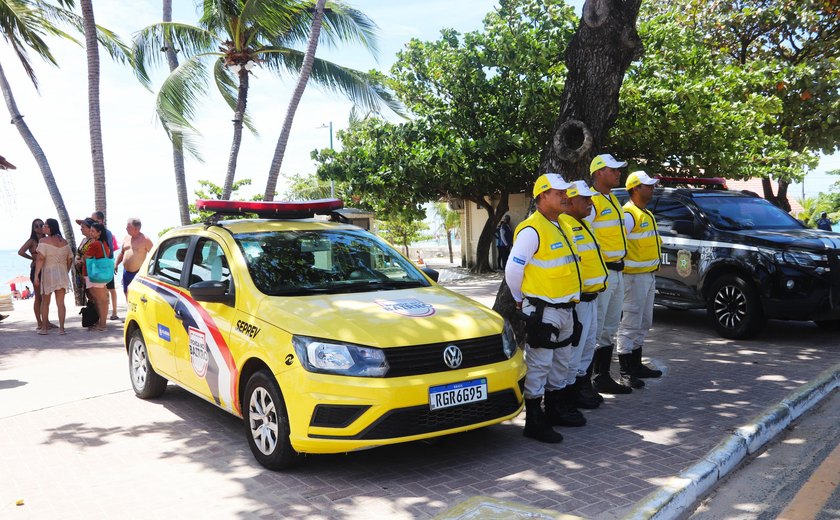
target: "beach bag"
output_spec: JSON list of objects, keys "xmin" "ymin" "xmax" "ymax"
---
[
  {"xmin": 80, "ymin": 301, "xmax": 99, "ymax": 328},
  {"xmin": 85, "ymin": 240, "xmax": 114, "ymax": 283}
]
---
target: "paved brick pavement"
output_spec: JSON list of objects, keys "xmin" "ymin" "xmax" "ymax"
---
[{"xmin": 1, "ymin": 270, "xmax": 838, "ymax": 519}]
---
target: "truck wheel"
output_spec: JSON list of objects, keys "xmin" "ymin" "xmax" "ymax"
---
[
  {"xmin": 707, "ymin": 274, "xmax": 764, "ymax": 339},
  {"xmin": 243, "ymin": 370, "xmax": 300, "ymax": 470}
]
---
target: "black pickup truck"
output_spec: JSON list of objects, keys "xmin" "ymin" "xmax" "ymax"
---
[{"xmin": 616, "ymin": 187, "xmax": 840, "ymax": 339}]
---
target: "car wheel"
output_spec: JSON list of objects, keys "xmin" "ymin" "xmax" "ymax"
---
[
  {"xmin": 128, "ymin": 329, "xmax": 167, "ymax": 399},
  {"xmin": 243, "ymin": 370, "xmax": 299, "ymax": 470},
  {"xmin": 707, "ymin": 274, "xmax": 764, "ymax": 339}
]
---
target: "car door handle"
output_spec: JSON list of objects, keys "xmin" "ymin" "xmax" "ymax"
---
[
  {"xmin": 140, "ymin": 296, "xmax": 148, "ymax": 304},
  {"xmin": 174, "ymin": 309, "xmax": 185, "ymax": 321}
]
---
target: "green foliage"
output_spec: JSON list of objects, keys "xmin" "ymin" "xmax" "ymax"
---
[
  {"xmin": 377, "ymin": 215, "xmax": 429, "ymax": 255},
  {"xmin": 435, "ymin": 202, "xmax": 460, "ymax": 235}
]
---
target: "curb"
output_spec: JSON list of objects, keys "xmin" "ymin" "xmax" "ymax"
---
[{"xmin": 622, "ymin": 362, "xmax": 840, "ymax": 520}]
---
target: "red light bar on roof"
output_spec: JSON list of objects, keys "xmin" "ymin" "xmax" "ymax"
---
[
  {"xmin": 196, "ymin": 198, "xmax": 344, "ymax": 218},
  {"xmin": 655, "ymin": 177, "xmax": 728, "ymax": 189}
]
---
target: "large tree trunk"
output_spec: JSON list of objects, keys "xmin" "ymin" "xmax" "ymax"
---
[
  {"xmin": 163, "ymin": 0, "xmax": 190, "ymax": 225},
  {"xmin": 761, "ymin": 177, "xmax": 792, "ymax": 212},
  {"xmin": 495, "ymin": 0, "xmax": 643, "ymax": 327},
  {"xmin": 263, "ymin": 0, "xmax": 327, "ymax": 201},
  {"xmin": 541, "ymin": 0, "xmax": 643, "ymax": 180},
  {"xmin": 0, "ymin": 62, "xmax": 83, "ymax": 305},
  {"xmin": 222, "ymin": 69, "xmax": 250, "ymax": 200},
  {"xmin": 80, "ymin": 0, "xmax": 107, "ymax": 214},
  {"xmin": 471, "ymin": 193, "xmax": 509, "ymax": 274}
]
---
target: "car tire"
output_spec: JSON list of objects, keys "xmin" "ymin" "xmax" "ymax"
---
[
  {"xmin": 707, "ymin": 273, "xmax": 765, "ymax": 340},
  {"xmin": 243, "ymin": 370, "xmax": 299, "ymax": 470},
  {"xmin": 128, "ymin": 329, "xmax": 168, "ymax": 399}
]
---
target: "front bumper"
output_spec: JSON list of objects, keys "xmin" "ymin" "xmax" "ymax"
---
[{"xmin": 282, "ymin": 351, "xmax": 526, "ymax": 454}]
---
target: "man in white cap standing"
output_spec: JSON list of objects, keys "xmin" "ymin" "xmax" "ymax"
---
[
  {"xmin": 559, "ymin": 181, "xmax": 608, "ymax": 410},
  {"xmin": 618, "ymin": 171, "xmax": 664, "ymax": 389},
  {"xmin": 587, "ymin": 154, "xmax": 633, "ymax": 396},
  {"xmin": 505, "ymin": 173, "xmax": 583, "ymax": 443}
]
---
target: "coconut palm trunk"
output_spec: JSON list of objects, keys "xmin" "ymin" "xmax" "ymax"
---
[
  {"xmin": 80, "ymin": 0, "xmax": 107, "ymax": 214},
  {"xmin": 263, "ymin": 0, "xmax": 327, "ymax": 201},
  {"xmin": 0, "ymin": 61, "xmax": 83, "ymax": 305},
  {"xmin": 222, "ymin": 69, "xmax": 250, "ymax": 200},
  {"xmin": 162, "ymin": 0, "xmax": 190, "ymax": 224}
]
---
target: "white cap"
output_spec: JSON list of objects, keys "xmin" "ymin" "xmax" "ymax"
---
[
  {"xmin": 590, "ymin": 154, "xmax": 627, "ymax": 173},
  {"xmin": 626, "ymin": 170, "xmax": 659, "ymax": 189},
  {"xmin": 533, "ymin": 173, "xmax": 573, "ymax": 198},
  {"xmin": 567, "ymin": 180, "xmax": 596, "ymax": 198}
]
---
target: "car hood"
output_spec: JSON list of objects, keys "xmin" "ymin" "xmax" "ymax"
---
[
  {"xmin": 726, "ymin": 228, "xmax": 840, "ymax": 251},
  {"xmin": 257, "ymin": 285, "xmax": 503, "ymax": 347}
]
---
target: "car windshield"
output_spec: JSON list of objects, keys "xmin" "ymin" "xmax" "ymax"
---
[
  {"xmin": 234, "ymin": 229, "xmax": 430, "ymax": 296},
  {"xmin": 694, "ymin": 195, "xmax": 804, "ymax": 231}
]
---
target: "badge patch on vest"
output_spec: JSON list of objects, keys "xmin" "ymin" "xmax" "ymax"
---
[
  {"xmin": 550, "ymin": 242, "xmax": 564, "ymax": 250},
  {"xmin": 677, "ymin": 249, "xmax": 692, "ymax": 278},
  {"xmin": 641, "ymin": 222, "xmax": 649, "ymax": 228},
  {"xmin": 512, "ymin": 256, "xmax": 526, "ymax": 265},
  {"xmin": 600, "ymin": 208, "xmax": 612, "ymax": 215},
  {"xmin": 574, "ymin": 234, "xmax": 584, "ymax": 243}
]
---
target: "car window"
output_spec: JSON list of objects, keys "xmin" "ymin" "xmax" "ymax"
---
[
  {"xmin": 695, "ymin": 195, "xmax": 804, "ymax": 231},
  {"xmin": 189, "ymin": 238, "xmax": 233, "ymax": 290},
  {"xmin": 148, "ymin": 237, "xmax": 191, "ymax": 285},
  {"xmin": 235, "ymin": 229, "xmax": 430, "ymax": 296},
  {"xmin": 651, "ymin": 198, "xmax": 694, "ymax": 223}
]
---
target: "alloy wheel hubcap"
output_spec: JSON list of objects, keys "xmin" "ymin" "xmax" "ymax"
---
[
  {"xmin": 249, "ymin": 387, "xmax": 279, "ymax": 455},
  {"xmin": 131, "ymin": 339, "xmax": 148, "ymax": 388},
  {"xmin": 714, "ymin": 285, "xmax": 746, "ymax": 329}
]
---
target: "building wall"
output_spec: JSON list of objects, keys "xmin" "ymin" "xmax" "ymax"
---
[{"xmin": 459, "ymin": 194, "xmax": 532, "ymax": 268}]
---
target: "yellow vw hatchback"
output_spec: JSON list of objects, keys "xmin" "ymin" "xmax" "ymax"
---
[{"xmin": 124, "ymin": 200, "xmax": 525, "ymax": 469}]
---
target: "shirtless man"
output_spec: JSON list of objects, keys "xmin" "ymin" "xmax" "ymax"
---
[{"xmin": 114, "ymin": 217, "xmax": 154, "ymax": 295}]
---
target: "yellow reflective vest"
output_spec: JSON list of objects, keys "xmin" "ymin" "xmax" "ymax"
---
[
  {"xmin": 623, "ymin": 201, "xmax": 662, "ymax": 274},
  {"xmin": 515, "ymin": 211, "xmax": 582, "ymax": 304},
  {"xmin": 590, "ymin": 190, "xmax": 627, "ymax": 263},
  {"xmin": 560, "ymin": 214, "xmax": 608, "ymax": 294}
]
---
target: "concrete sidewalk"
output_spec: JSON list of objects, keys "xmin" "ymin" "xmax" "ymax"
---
[{"xmin": 0, "ymin": 270, "xmax": 838, "ymax": 519}]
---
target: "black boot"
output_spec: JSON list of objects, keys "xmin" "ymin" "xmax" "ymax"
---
[
  {"xmin": 584, "ymin": 360, "xmax": 604, "ymax": 403},
  {"xmin": 618, "ymin": 353, "xmax": 645, "ymax": 389},
  {"xmin": 573, "ymin": 373, "xmax": 601, "ymax": 409},
  {"xmin": 592, "ymin": 345, "xmax": 632, "ymax": 395},
  {"xmin": 544, "ymin": 389, "xmax": 586, "ymax": 427},
  {"xmin": 523, "ymin": 398, "xmax": 563, "ymax": 443},
  {"xmin": 633, "ymin": 347, "xmax": 662, "ymax": 378}
]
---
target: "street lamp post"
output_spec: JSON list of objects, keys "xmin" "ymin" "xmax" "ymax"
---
[{"xmin": 318, "ymin": 122, "xmax": 335, "ymax": 198}]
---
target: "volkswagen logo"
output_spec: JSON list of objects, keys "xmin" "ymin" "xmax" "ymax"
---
[{"xmin": 443, "ymin": 345, "xmax": 463, "ymax": 369}]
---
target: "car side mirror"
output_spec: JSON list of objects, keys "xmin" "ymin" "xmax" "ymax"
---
[
  {"xmin": 190, "ymin": 280, "xmax": 234, "ymax": 304},
  {"xmin": 420, "ymin": 266, "xmax": 439, "ymax": 283},
  {"xmin": 671, "ymin": 220, "xmax": 695, "ymax": 236}
]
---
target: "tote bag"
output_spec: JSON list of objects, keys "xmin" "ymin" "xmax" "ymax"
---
[{"xmin": 86, "ymin": 240, "xmax": 115, "ymax": 283}]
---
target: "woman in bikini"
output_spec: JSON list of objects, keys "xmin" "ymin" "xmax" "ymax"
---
[
  {"xmin": 18, "ymin": 218, "xmax": 48, "ymax": 330},
  {"xmin": 33, "ymin": 219, "xmax": 73, "ymax": 335}
]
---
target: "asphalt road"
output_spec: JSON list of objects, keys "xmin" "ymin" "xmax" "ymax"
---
[{"xmin": 687, "ymin": 390, "xmax": 840, "ymax": 520}]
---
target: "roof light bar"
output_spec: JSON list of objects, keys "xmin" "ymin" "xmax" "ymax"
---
[
  {"xmin": 655, "ymin": 177, "xmax": 728, "ymax": 189},
  {"xmin": 196, "ymin": 198, "xmax": 344, "ymax": 219}
]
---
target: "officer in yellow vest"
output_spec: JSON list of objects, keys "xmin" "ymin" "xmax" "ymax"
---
[
  {"xmin": 587, "ymin": 154, "xmax": 633, "ymax": 395},
  {"xmin": 558, "ymin": 181, "xmax": 608, "ymax": 410},
  {"xmin": 505, "ymin": 174, "xmax": 583, "ymax": 443},
  {"xmin": 618, "ymin": 171, "xmax": 664, "ymax": 389}
]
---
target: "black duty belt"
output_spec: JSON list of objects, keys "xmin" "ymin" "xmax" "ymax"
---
[
  {"xmin": 580, "ymin": 292, "xmax": 599, "ymax": 302},
  {"xmin": 605, "ymin": 261, "xmax": 624, "ymax": 271}
]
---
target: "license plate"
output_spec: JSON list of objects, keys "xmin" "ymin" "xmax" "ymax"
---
[{"xmin": 429, "ymin": 378, "xmax": 487, "ymax": 411}]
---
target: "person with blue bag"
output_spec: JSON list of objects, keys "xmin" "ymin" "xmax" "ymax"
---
[{"xmin": 83, "ymin": 222, "xmax": 115, "ymax": 331}]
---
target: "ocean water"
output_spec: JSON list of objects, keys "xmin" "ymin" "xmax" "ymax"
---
[{"xmin": 1, "ymin": 249, "xmax": 35, "ymax": 294}]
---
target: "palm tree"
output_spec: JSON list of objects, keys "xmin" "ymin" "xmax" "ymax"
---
[
  {"xmin": 0, "ymin": 0, "xmax": 80, "ymax": 300},
  {"xmin": 79, "ymin": 0, "xmax": 106, "ymax": 213},
  {"xmin": 162, "ymin": 0, "xmax": 190, "ymax": 225},
  {"xmin": 133, "ymin": 0, "xmax": 400, "ymax": 200}
]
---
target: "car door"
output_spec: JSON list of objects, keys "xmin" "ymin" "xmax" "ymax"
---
[
  {"xmin": 172, "ymin": 235, "xmax": 238, "ymax": 412},
  {"xmin": 650, "ymin": 196, "xmax": 705, "ymax": 307},
  {"xmin": 139, "ymin": 236, "xmax": 193, "ymax": 379}
]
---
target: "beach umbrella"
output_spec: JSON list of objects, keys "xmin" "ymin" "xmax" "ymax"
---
[{"xmin": 6, "ymin": 275, "xmax": 30, "ymax": 287}]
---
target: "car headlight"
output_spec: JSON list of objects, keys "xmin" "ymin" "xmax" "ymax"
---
[
  {"xmin": 773, "ymin": 250, "xmax": 823, "ymax": 269},
  {"xmin": 502, "ymin": 321, "xmax": 518, "ymax": 359},
  {"xmin": 292, "ymin": 336, "xmax": 389, "ymax": 377}
]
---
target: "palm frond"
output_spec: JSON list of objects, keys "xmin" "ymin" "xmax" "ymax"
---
[
  {"xmin": 1, "ymin": 0, "xmax": 63, "ymax": 87},
  {"xmin": 238, "ymin": 0, "xmax": 307, "ymax": 49},
  {"xmin": 132, "ymin": 22, "xmax": 219, "ymax": 81},
  {"xmin": 212, "ymin": 58, "xmax": 258, "ymax": 134},
  {"xmin": 155, "ymin": 54, "xmax": 211, "ymax": 135},
  {"xmin": 261, "ymin": 48, "xmax": 403, "ymax": 116},
  {"xmin": 267, "ymin": 0, "xmax": 379, "ymax": 57}
]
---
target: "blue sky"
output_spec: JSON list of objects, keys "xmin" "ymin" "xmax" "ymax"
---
[{"xmin": 0, "ymin": 0, "xmax": 835, "ymax": 251}]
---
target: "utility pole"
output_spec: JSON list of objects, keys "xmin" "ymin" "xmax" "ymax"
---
[{"xmin": 318, "ymin": 122, "xmax": 335, "ymax": 198}]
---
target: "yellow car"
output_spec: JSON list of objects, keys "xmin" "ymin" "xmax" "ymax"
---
[{"xmin": 124, "ymin": 199, "xmax": 525, "ymax": 469}]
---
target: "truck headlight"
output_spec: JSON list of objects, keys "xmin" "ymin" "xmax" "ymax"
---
[
  {"xmin": 292, "ymin": 336, "xmax": 389, "ymax": 377},
  {"xmin": 773, "ymin": 250, "xmax": 823, "ymax": 269},
  {"xmin": 502, "ymin": 321, "xmax": 518, "ymax": 359}
]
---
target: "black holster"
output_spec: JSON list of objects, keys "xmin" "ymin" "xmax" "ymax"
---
[{"xmin": 517, "ymin": 299, "xmax": 581, "ymax": 349}]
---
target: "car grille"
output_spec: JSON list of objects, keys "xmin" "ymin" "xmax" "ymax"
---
[
  {"xmin": 349, "ymin": 389, "xmax": 520, "ymax": 440},
  {"xmin": 383, "ymin": 335, "xmax": 506, "ymax": 377}
]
